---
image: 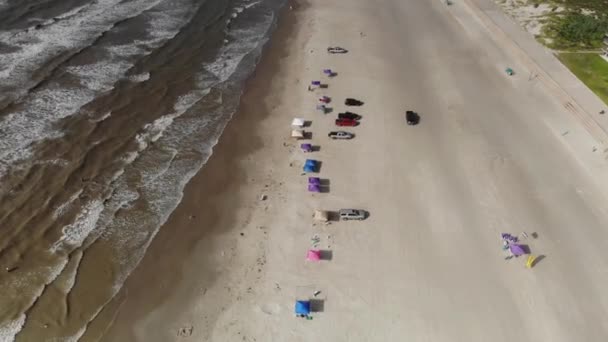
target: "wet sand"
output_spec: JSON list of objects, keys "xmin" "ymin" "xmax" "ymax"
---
[{"xmin": 91, "ymin": 2, "xmax": 303, "ymax": 341}]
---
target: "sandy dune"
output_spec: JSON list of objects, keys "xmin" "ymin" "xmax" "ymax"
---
[{"xmin": 101, "ymin": 0, "xmax": 608, "ymax": 341}]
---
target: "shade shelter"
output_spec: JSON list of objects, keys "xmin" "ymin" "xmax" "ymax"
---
[
  {"xmin": 308, "ymin": 184, "xmax": 321, "ymax": 192},
  {"xmin": 308, "ymin": 177, "xmax": 320, "ymax": 185},
  {"xmin": 295, "ymin": 300, "xmax": 311, "ymax": 316},
  {"xmin": 291, "ymin": 129, "xmax": 305, "ymax": 139},
  {"xmin": 292, "ymin": 118, "xmax": 305, "ymax": 127},
  {"xmin": 314, "ymin": 210, "xmax": 329, "ymax": 222},
  {"xmin": 509, "ymin": 244, "xmax": 528, "ymax": 257},
  {"xmin": 301, "ymin": 143, "xmax": 313, "ymax": 152},
  {"xmin": 307, "ymin": 249, "xmax": 322, "ymax": 261}
]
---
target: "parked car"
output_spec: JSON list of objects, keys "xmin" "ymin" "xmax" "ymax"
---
[
  {"xmin": 328, "ymin": 131, "xmax": 354, "ymax": 139},
  {"xmin": 406, "ymin": 110, "xmax": 419, "ymax": 125},
  {"xmin": 338, "ymin": 112, "xmax": 361, "ymax": 120},
  {"xmin": 335, "ymin": 118, "xmax": 358, "ymax": 127},
  {"xmin": 339, "ymin": 209, "xmax": 367, "ymax": 221}
]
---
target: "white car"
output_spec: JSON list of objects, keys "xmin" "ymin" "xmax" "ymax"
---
[
  {"xmin": 328, "ymin": 131, "xmax": 354, "ymax": 140},
  {"xmin": 339, "ymin": 209, "xmax": 367, "ymax": 220}
]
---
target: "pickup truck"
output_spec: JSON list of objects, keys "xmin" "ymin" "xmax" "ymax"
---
[
  {"xmin": 338, "ymin": 112, "xmax": 361, "ymax": 120},
  {"xmin": 328, "ymin": 131, "xmax": 354, "ymax": 139}
]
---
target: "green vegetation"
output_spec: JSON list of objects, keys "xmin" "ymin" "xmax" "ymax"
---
[
  {"xmin": 544, "ymin": 12, "xmax": 608, "ymax": 50},
  {"xmin": 558, "ymin": 53, "xmax": 608, "ymax": 104}
]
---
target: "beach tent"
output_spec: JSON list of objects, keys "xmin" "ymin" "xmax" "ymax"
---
[
  {"xmin": 314, "ymin": 210, "xmax": 329, "ymax": 222},
  {"xmin": 292, "ymin": 118, "xmax": 305, "ymax": 127},
  {"xmin": 308, "ymin": 177, "xmax": 320, "ymax": 185},
  {"xmin": 319, "ymin": 96, "xmax": 330, "ymax": 103},
  {"xmin": 303, "ymin": 164, "xmax": 315, "ymax": 173},
  {"xmin": 301, "ymin": 143, "xmax": 313, "ymax": 152},
  {"xmin": 509, "ymin": 244, "xmax": 528, "ymax": 257},
  {"xmin": 291, "ymin": 129, "xmax": 305, "ymax": 139},
  {"xmin": 307, "ymin": 249, "xmax": 322, "ymax": 261},
  {"xmin": 308, "ymin": 184, "xmax": 321, "ymax": 192},
  {"xmin": 295, "ymin": 300, "xmax": 311, "ymax": 315},
  {"xmin": 311, "ymin": 80, "xmax": 321, "ymax": 86}
]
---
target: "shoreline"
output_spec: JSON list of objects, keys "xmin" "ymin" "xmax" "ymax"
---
[{"xmin": 86, "ymin": 1, "xmax": 303, "ymax": 340}]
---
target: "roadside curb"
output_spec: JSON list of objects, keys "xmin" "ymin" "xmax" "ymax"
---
[{"xmin": 460, "ymin": 0, "xmax": 608, "ymax": 147}]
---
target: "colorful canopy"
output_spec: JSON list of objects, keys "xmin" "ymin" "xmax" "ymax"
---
[
  {"xmin": 307, "ymin": 249, "xmax": 321, "ymax": 261},
  {"xmin": 303, "ymin": 165, "xmax": 315, "ymax": 173},
  {"xmin": 510, "ymin": 244, "xmax": 528, "ymax": 256},
  {"xmin": 295, "ymin": 300, "xmax": 311, "ymax": 315},
  {"xmin": 308, "ymin": 177, "xmax": 320, "ymax": 185},
  {"xmin": 301, "ymin": 143, "xmax": 313, "ymax": 152},
  {"xmin": 308, "ymin": 184, "xmax": 321, "ymax": 192}
]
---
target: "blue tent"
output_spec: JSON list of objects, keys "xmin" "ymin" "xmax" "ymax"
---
[
  {"xmin": 303, "ymin": 159, "xmax": 318, "ymax": 172},
  {"xmin": 295, "ymin": 300, "xmax": 311, "ymax": 315},
  {"xmin": 303, "ymin": 164, "xmax": 316, "ymax": 173}
]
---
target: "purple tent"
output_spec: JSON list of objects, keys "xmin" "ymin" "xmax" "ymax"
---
[
  {"xmin": 308, "ymin": 184, "xmax": 321, "ymax": 192},
  {"xmin": 301, "ymin": 143, "xmax": 313, "ymax": 152},
  {"xmin": 311, "ymin": 80, "xmax": 321, "ymax": 86},
  {"xmin": 308, "ymin": 177, "xmax": 321, "ymax": 185},
  {"xmin": 323, "ymin": 69, "xmax": 333, "ymax": 75},
  {"xmin": 509, "ymin": 244, "xmax": 528, "ymax": 256}
]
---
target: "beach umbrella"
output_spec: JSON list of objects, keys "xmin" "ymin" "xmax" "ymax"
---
[
  {"xmin": 509, "ymin": 244, "xmax": 528, "ymax": 256},
  {"xmin": 301, "ymin": 143, "xmax": 313, "ymax": 152},
  {"xmin": 308, "ymin": 184, "xmax": 321, "ymax": 192},
  {"xmin": 306, "ymin": 249, "xmax": 321, "ymax": 261},
  {"xmin": 295, "ymin": 300, "xmax": 311, "ymax": 315},
  {"xmin": 308, "ymin": 177, "xmax": 320, "ymax": 185}
]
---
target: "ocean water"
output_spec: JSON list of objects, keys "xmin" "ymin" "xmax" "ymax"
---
[{"xmin": 0, "ymin": 0, "xmax": 285, "ymax": 339}]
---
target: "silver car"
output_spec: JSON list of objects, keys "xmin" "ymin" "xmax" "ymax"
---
[
  {"xmin": 328, "ymin": 131, "xmax": 354, "ymax": 140},
  {"xmin": 339, "ymin": 209, "xmax": 367, "ymax": 220}
]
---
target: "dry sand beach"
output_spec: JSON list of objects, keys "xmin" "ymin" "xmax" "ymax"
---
[{"xmin": 92, "ymin": 0, "xmax": 608, "ymax": 341}]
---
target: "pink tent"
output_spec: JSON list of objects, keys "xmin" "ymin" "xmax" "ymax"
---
[{"xmin": 306, "ymin": 249, "xmax": 321, "ymax": 261}]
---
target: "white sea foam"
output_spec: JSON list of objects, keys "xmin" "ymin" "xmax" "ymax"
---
[
  {"xmin": 53, "ymin": 189, "xmax": 84, "ymax": 219},
  {"xmin": 52, "ymin": 199, "xmax": 104, "ymax": 252},
  {"xmin": 0, "ymin": 314, "xmax": 25, "ymax": 342},
  {"xmin": 129, "ymin": 72, "xmax": 150, "ymax": 82},
  {"xmin": 0, "ymin": 0, "xmax": 197, "ymax": 179}
]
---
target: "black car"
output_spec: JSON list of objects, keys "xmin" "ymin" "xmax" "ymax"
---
[
  {"xmin": 406, "ymin": 110, "xmax": 419, "ymax": 125},
  {"xmin": 338, "ymin": 112, "xmax": 361, "ymax": 120}
]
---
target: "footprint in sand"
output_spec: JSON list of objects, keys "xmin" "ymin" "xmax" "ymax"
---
[{"xmin": 260, "ymin": 303, "xmax": 281, "ymax": 315}]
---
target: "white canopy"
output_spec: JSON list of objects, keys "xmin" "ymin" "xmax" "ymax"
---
[
  {"xmin": 292, "ymin": 118, "xmax": 305, "ymax": 127},
  {"xmin": 314, "ymin": 210, "xmax": 329, "ymax": 222},
  {"xmin": 291, "ymin": 129, "xmax": 305, "ymax": 138}
]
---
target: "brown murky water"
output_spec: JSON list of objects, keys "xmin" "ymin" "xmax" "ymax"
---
[{"xmin": 0, "ymin": 0, "xmax": 284, "ymax": 339}]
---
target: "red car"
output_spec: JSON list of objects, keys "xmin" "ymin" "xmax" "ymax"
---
[{"xmin": 335, "ymin": 118, "xmax": 358, "ymax": 127}]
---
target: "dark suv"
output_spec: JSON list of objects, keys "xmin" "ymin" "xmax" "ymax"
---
[{"xmin": 406, "ymin": 110, "xmax": 419, "ymax": 125}]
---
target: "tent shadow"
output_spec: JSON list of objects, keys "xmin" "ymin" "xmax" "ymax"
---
[
  {"xmin": 319, "ymin": 84, "xmax": 328, "ymax": 89},
  {"xmin": 310, "ymin": 299, "xmax": 325, "ymax": 313},
  {"xmin": 304, "ymin": 132, "xmax": 313, "ymax": 139},
  {"xmin": 327, "ymin": 211, "xmax": 340, "ymax": 221},
  {"xmin": 319, "ymin": 250, "xmax": 333, "ymax": 261},
  {"xmin": 311, "ymin": 145, "xmax": 321, "ymax": 152}
]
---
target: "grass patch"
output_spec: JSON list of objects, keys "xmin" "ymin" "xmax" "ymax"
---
[{"xmin": 558, "ymin": 53, "xmax": 608, "ymax": 104}]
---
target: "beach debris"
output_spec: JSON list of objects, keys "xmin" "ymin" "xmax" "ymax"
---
[
  {"xmin": 240, "ymin": 232, "xmax": 245, "ymax": 236},
  {"xmin": 259, "ymin": 194, "xmax": 267, "ymax": 201},
  {"xmin": 313, "ymin": 290, "xmax": 321, "ymax": 297},
  {"xmin": 561, "ymin": 130, "xmax": 569, "ymax": 136},
  {"xmin": 178, "ymin": 325, "xmax": 193, "ymax": 337}
]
